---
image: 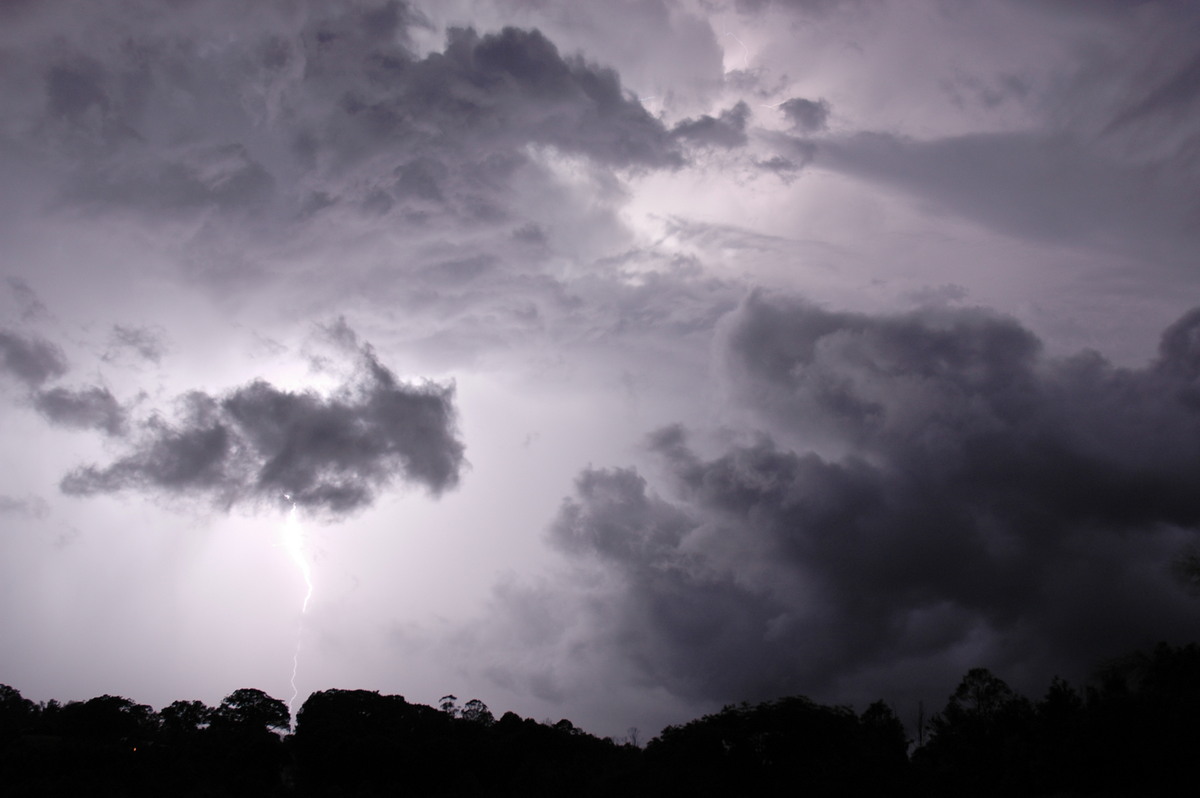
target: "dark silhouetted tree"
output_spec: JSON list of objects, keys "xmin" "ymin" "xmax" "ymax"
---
[
  {"xmin": 915, "ymin": 668, "xmax": 1035, "ymax": 796},
  {"xmin": 1030, "ymin": 676, "xmax": 1086, "ymax": 793},
  {"xmin": 58, "ymin": 694, "xmax": 157, "ymax": 742},
  {"xmin": 645, "ymin": 695, "xmax": 909, "ymax": 797},
  {"xmin": 203, "ymin": 688, "xmax": 290, "ymax": 795},
  {"xmin": 293, "ymin": 689, "xmax": 421, "ymax": 794},
  {"xmin": 159, "ymin": 699, "xmax": 212, "ymax": 736},
  {"xmin": 0, "ymin": 684, "xmax": 36, "ymax": 745},
  {"xmin": 1078, "ymin": 642, "xmax": 1200, "ymax": 796},
  {"xmin": 213, "ymin": 688, "xmax": 289, "ymax": 734},
  {"xmin": 461, "ymin": 698, "xmax": 495, "ymax": 725}
]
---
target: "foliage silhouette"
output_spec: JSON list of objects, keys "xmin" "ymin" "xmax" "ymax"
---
[
  {"xmin": 913, "ymin": 668, "xmax": 1035, "ymax": 795},
  {"xmin": 2, "ymin": 642, "xmax": 1200, "ymax": 796},
  {"xmin": 644, "ymin": 694, "xmax": 910, "ymax": 797},
  {"xmin": 213, "ymin": 687, "xmax": 290, "ymax": 734},
  {"xmin": 158, "ymin": 699, "xmax": 212, "ymax": 736}
]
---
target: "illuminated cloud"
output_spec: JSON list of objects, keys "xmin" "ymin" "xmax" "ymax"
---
[{"xmin": 61, "ymin": 339, "xmax": 465, "ymax": 515}]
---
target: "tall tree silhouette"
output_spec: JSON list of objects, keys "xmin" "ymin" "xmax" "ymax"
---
[{"xmin": 914, "ymin": 668, "xmax": 1035, "ymax": 796}]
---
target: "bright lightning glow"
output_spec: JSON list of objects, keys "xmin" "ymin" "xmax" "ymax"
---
[
  {"xmin": 722, "ymin": 28, "xmax": 750, "ymax": 73},
  {"xmin": 280, "ymin": 499, "xmax": 314, "ymax": 719},
  {"xmin": 281, "ymin": 501, "xmax": 314, "ymax": 613}
]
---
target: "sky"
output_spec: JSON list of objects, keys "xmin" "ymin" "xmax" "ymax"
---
[{"xmin": 2, "ymin": 0, "xmax": 1200, "ymax": 740}]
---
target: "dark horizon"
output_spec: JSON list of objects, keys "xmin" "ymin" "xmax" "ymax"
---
[{"xmin": 5, "ymin": 639, "xmax": 1200, "ymax": 796}]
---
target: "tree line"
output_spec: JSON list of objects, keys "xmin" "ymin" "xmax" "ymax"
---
[{"xmin": 2, "ymin": 641, "xmax": 1198, "ymax": 796}]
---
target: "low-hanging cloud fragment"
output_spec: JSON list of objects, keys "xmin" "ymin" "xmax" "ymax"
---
[
  {"xmin": 511, "ymin": 295, "xmax": 1200, "ymax": 709},
  {"xmin": 778, "ymin": 97, "xmax": 830, "ymax": 132},
  {"xmin": 6, "ymin": 278, "xmax": 48, "ymax": 322},
  {"xmin": 671, "ymin": 102, "xmax": 751, "ymax": 149},
  {"xmin": 0, "ymin": 493, "xmax": 49, "ymax": 519},
  {"xmin": 104, "ymin": 324, "xmax": 166, "ymax": 364},
  {"xmin": 755, "ymin": 155, "xmax": 804, "ymax": 182},
  {"xmin": 0, "ymin": 329, "xmax": 68, "ymax": 388},
  {"xmin": 60, "ymin": 340, "xmax": 465, "ymax": 515},
  {"xmin": 34, "ymin": 385, "xmax": 126, "ymax": 436}
]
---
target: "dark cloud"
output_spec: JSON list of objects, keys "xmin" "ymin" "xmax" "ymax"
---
[
  {"xmin": 1106, "ymin": 47, "xmax": 1200, "ymax": 134},
  {"xmin": 6, "ymin": 278, "xmax": 48, "ymax": 322},
  {"xmin": 105, "ymin": 325, "xmax": 166, "ymax": 364},
  {"xmin": 811, "ymin": 131, "xmax": 1200, "ymax": 256},
  {"xmin": 407, "ymin": 25, "xmax": 682, "ymax": 168},
  {"xmin": 755, "ymin": 154, "xmax": 803, "ymax": 182},
  {"xmin": 736, "ymin": 0, "xmax": 845, "ymax": 12},
  {"xmin": 0, "ymin": 329, "xmax": 68, "ymax": 388},
  {"xmin": 34, "ymin": 386, "xmax": 127, "ymax": 436},
  {"xmin": 46, "ymin": 59, "xmax": 110, "ymax": 123},
  {"xmin": 1007, "ymin": 0, "xmax": 1174, "ymax": 19},
  {"xmin": 904, "ymin": 283, "xmax": 970, "ymax": 308},
  {"xmin": 548, "ymin": 463, "xmax": 792, "ymax": 700},
  {"xmin": 524, "ymin": 295, "xmax": 1200, "ymax": 709},
  {"xmin": 70, "ymin": 143, "xmax": 276, "ymax": 215},
  {"xmin": 0, "ymin": 494, "xmax": 49, "ymax": 519},
  {"xmin": 18, "ymin": 5, "xmax": 682, "ymax": 237},
  {"xmin": 0, "ymin": 2, "xmax": 721, "ymax": 372},
  {"xmin": 671, "ymin": 101, "xmax": 751, "ymax": 149},
  {"xmin": 317, "ymin": 316, "xmax": 362, "ymax": 354},
  {"xmin": 60, "ymin": 338, "xmax": 465, "ymax": 515},
  {"xmin": 511, "ymin": 222, "xmax": 547, "ymax": 245},
  {"xmin": 778, "ymin": 97, "xmax": 830, "ymax": 132}
]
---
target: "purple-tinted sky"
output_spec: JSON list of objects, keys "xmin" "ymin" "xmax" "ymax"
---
[{"xmin": 3, "ymin": 0, "xmax": 1200, "ymax": 739}]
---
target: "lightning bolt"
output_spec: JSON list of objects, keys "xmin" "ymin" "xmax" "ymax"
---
[
  {"xmin": 280, "ymin": 495, "xmax": 313, "ymax": 719},
  {"xmin": 723, "ymin": 28, "xmax": 750, "ymax": 73}
]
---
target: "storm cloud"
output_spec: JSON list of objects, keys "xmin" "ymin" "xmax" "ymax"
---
[
  {"xmin": 61, "ymin": 341, "xmax": 464, "ymax": 515},
  {"xmin": 523, "ymin": 296, "xmax": 1200, "ymax": 708},
  {"xmin": 0, "ymin": 329, "xmax": 68, "ymax": 388}
]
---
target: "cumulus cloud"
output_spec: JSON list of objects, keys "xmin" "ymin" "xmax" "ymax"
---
[
  {"xmin": 506, "ymin": 295, "xmax": 1200, "ymax": 709},
  {"xmin": 60, "ymin": 337, "xmax": 465, "ymax": 515},
  {"xmin": 0, "ymin": 329, "xmax": 68, "ymax": 388},
  {"xmin": 34, "ymin": 386, "xmax": 127, "ymax": 436}
]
